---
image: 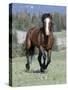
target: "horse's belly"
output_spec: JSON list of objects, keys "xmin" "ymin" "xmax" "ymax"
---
[{"xmin": 31, "ymin": 31, "xmax": 39, "ymax": 45}]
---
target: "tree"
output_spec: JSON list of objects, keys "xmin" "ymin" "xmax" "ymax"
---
[{"xmin": 53, "ymin": 13, "xmax": 61, "ymax": 32}]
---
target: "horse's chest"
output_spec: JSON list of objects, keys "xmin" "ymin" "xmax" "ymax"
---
[{"xmin": 38, "ymin": 33, "xmax": 53, "ymax": 50}]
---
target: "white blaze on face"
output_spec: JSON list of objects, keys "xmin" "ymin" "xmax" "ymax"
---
[{"xmin": 44, "ymin": 18, "xmax": 50, "ymax": 35}]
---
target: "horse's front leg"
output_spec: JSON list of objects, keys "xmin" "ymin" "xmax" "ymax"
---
[
  {"xmin": 38, "ymin": 47, "xmax": 46, "ymax": 72},
  {"xmin": 45, "ymin": 50, "xmax": 51, "ymax": 69},
  {"xmin": 38, "ymin": 51, "xmax": 42, "ymax": 67},
  {"xmin": 38, "ymin": 51, "xmax": 45, "ymax": 72}
]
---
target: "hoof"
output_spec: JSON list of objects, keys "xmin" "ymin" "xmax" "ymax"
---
[
  {"xmin": 25, "ymin": 64, "xmax": 30, "ymax": 71},
  {"xmin": 44, "ymin": 65, "xmax": 47, "ymax": 70},
  {"xmin": 40, "ymin": 67, "xmax": 45, "ymax": 73},
  {"xmin": 42, "ymin": 65, "xmax": 47, "ymax": 70}
]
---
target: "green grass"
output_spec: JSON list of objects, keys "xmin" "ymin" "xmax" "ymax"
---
[{"xmin": 12, "ymin": 50, "xmax": 66, "ymax": 86}]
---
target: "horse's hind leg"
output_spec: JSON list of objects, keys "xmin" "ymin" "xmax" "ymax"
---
[
  {"xmin": 25, "ymin": 50, "xmax": 30, "ymax": 71},
  {"xmin": 25, "ymin": 39, "xmax": 31, "ymax": 71},
  {"xmin": 26, "ymin": 48, "xmax": 35, "ymax": 71}
]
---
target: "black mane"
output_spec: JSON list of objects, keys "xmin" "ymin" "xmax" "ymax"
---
[{"xmin": 41, "ymin": 13, "xmax": 52, "ymax": 23}]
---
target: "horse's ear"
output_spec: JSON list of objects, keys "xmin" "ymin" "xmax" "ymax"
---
[
  {"xmin": 41, "ymin": 13, "xmax": 52, "ymax": 22},
  {"xmin": 41, "ymin": 14, "xmax": 46, "ymax": 22}
]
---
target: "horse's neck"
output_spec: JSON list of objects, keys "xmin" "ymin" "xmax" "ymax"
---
[
  {"xmin": 40, "ymin": 27, "xmax": 46, "ymax": 38},
  {"xmin": 39, "ymin": 30, "xmax": 48, "ymax": 44}
]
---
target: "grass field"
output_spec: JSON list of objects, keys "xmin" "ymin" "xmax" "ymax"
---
[
  {"xmin": 12, "ymin": 50, "xmax": 66, "ymax": 86},
  {"xmin": 53, "ymin": 31, "xmax": 66, "ymax": 38}
]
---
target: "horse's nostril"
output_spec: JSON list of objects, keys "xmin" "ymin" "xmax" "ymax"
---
[{"xmin": 46, "ymin": 33, "xmax": 50, "ymax": 36}]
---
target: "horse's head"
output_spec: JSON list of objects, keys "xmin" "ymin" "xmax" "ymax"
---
[{"xmin": 41, "ymin": 13, "xmax": 52, "ymax": 36}]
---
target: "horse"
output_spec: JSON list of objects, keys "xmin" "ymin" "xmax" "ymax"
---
[{"xmin": 25, "ymin": 13, "xmax": 54, "ymax": 72}]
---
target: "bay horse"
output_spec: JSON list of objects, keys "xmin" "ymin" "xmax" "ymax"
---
[{"xmin": 25, "ymin": 13, "xmax": 54, "ymax": 72}]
